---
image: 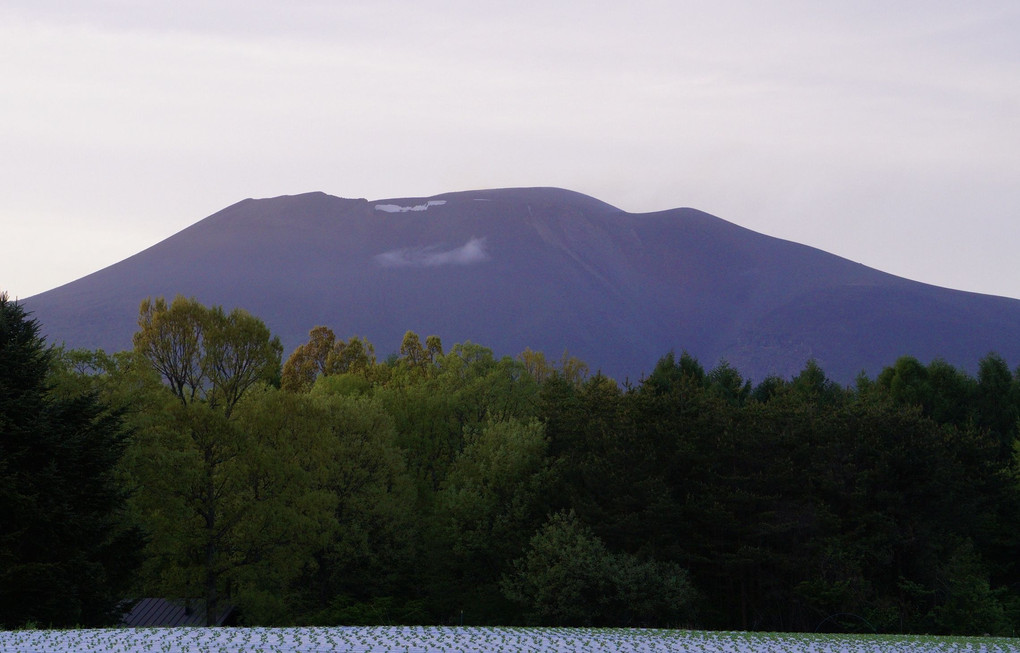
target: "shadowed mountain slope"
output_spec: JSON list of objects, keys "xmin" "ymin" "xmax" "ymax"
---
[{"xmin": 22, "ymin": 187, "xmax": 1020, "ymax": 384}]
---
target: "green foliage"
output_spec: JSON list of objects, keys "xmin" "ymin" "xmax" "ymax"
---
[
  {"xmin": 517, "ymin": 348, "xmax": 590, "ymax": 387},
  {"xmin": 789, "ymin": 359, "xmax": 846, "ymax": 405},
  {"xmin": 282, "ymin": 326, "xmax": 378, "ymax": 392},
  {"xmin": 11, "ymin": 294, "xmax": 1020, "ymax": 634},
  {"xmin": 281, "ymin": 325, "xmax": 337, "ymax": 392},
  {"xmin": 501, "ymin": 511, "xmax": 612, "ymax": 626},
  {"xmin": 377, "ymin": 341, "xmax": 540, "ymax": 498},
  {"xmin": 128, "ymin": 385, "xmax": 415, "ymax": 626},
  {"xmin": 440, "ymin": 419, "xmax": 550, "ymax": 556},
  {"xmin": 128, "ymin": 399, "xmax": 245, "ymax": 623},
  {"xmin": 642, "ymin": 350, "xmax": 705, "ymax": 395},
  {"xmin": 0, "ymin": 293, "xmax": 143, "ymax": 628},
  {"xmin": 310, "ymin": 372, "xmax": 373, "ymax": 397},
  {"xmin": 299, "ymin": 391, "xmax": 417, "ymax": 615},
  {"xmin": 305, "ymin": 595, "xmax": 429, "ymax": 626},
  {"xmin": 129, "ymin": 296, "xmax": 293, "ymax": 624},
  {"xmin": 133, "ymin": 295, "xmax": 282, "ymax": 416},
  {"xmin": 932, "ymin": 540, "xmax": 1009, "ymax": 635},
  {"xmin": 502, "ymin": 511, "xmax": 695, "ymax": 627},
  {"xmin": 398, "ymin": 331, "xmax": 431, "ymax": 376},
  {"xmin": 432, "ymin": 419, "xmax": 553, "ymax": 621},
  {"xmin": 706, "ymin": 360, "xmax": 751, "ymax": 405}
]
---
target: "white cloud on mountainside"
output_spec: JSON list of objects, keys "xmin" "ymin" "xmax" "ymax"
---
[{"xmin": 374, "ymin": 237, "xmax": 489, "ymax": 268}]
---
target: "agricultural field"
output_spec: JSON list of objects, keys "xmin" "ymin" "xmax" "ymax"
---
[{"xmin": 0, "ymin": 626, "xmax": 1016, "ymax": 653}]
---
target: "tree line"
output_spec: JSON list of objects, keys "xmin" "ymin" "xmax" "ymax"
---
[{"xmin": 2, "ymin": 293, "xmax": 1019, "ymax": 635}]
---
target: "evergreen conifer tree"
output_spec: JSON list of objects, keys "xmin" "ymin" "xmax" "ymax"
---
[{"xmin": 0, "ymin": 293, "xmax": 142, "ymax": 627}]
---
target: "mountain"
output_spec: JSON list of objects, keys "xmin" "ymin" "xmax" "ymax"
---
[{"xmin": 21, "ymin": 187, "xmax": 1020, "ymax": 384}]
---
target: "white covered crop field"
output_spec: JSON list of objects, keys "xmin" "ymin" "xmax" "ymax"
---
[{"xmin": 0, "ymin": 626, "xmax": 1016, "ymax": 653}]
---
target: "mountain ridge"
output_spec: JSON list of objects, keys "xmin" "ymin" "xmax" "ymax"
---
[{"xmin": 22, "ymin": 187, "xmax": 1020, "ymax": 384}]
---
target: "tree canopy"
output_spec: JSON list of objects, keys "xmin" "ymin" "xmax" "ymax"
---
[
  {"xmin": 0, "ymin": 293, "xmax": 143, "ymax": 628},
  {"xmin": 13, "ymin": 297, "xmax": 1020, "ymax": 635}
]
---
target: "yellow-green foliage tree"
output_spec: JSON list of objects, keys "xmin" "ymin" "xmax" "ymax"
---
[
  {"xmin": 282, "ymin": 326, "xmax": 377, "ymax": 392},
  {"xmin": 130, "ymin": 295, "xmax": 319, "ymax": 625},
  {"xmin": 133, "ymin": 295, "xmax": 282, "ymax": 417}
]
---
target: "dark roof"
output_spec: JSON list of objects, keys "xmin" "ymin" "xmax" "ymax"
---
[{"xmin": 121, "ymin": 598, "xmax": 234, "ymax": 627}]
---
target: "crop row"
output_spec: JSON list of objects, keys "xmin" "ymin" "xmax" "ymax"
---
[{"xmin": 0, "ymin": 626, "xmax": 1016, "ymax": 653}]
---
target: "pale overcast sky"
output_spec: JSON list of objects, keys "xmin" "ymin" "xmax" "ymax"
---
[{"xmin": 3, "ymin": 1, "xmax": 1019, "ymax": 301}]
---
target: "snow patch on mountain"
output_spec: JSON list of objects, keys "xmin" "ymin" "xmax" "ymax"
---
[
  {"xmin": 375, "ymin": 237, "xmax": 489, "ymax": 268},
  {"xmin": 375, "ymin": 200, "xmax": 447, "ymax": 213}
]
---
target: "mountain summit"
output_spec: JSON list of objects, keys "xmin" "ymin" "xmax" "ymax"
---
[{"xmin": 22, "ymin": 187, "xmax": 1020, "ymax": 383}]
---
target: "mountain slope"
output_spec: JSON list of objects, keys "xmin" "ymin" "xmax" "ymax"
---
[{"xmin": 22, "ymin": 187, "xmax": 1020, "ymax": 383}]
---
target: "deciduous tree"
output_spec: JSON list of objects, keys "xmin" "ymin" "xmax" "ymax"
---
[
  {"xmin": 133, "ymin": 295, "xmax": 282, "ymax": 417},
  {"xmin": 131, "ymin": 296, "xmax": 285, "ymax": 624}
]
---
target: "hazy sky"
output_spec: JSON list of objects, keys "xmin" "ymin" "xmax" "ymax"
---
[{"xmin": 3, "ymin": 1, "xmax": 1019, "ymax": 301}]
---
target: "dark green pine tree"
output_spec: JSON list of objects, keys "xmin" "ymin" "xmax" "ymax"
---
[{"xmin": 0, "ymin": 293, "xmax": 143, "ymax": 628}]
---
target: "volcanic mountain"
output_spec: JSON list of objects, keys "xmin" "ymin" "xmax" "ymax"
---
[{"xmin": 21, "ymin": 187, "xmax": 1020, "ymax": 384}]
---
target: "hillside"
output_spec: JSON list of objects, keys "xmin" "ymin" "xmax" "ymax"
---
[{"xmin": 22, "ymin": 187, "xmax": 1020, "ymax": 383}]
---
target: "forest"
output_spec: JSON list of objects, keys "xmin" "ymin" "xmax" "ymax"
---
[{"xmin": 2, "ymin": 292, "xmax": 1020, "ymax": 636}]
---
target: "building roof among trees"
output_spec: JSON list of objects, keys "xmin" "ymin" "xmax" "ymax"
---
[{"xmin": 121, "ymin": 599, "xmax": 234, "ymax": 627}]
